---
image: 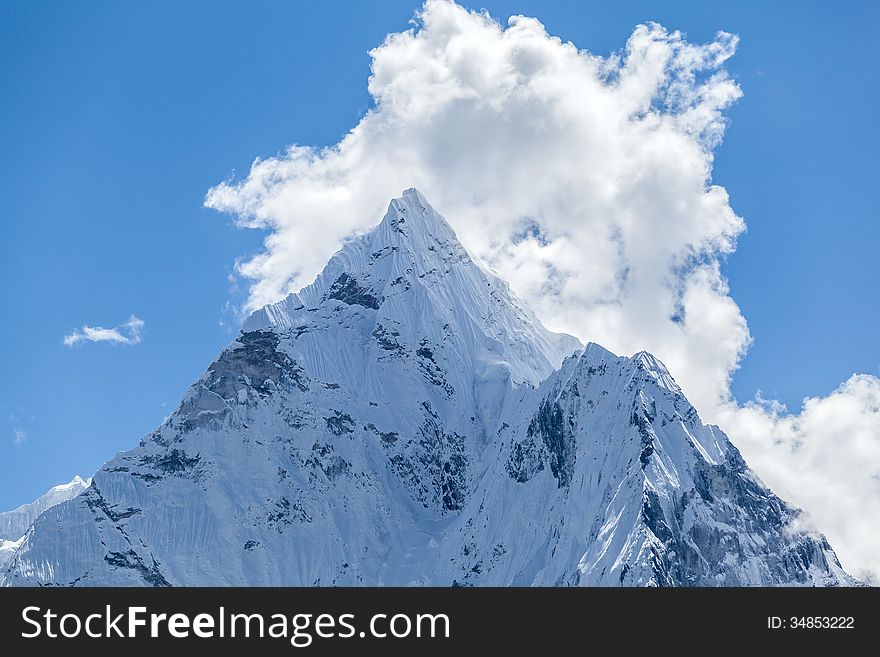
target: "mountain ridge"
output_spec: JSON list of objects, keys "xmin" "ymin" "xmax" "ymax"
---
[
  {"xmin": 0, "ymin": 475, "xmax": 91, "ymax": 571},
  {"xmin": 1, "ymin": 190, "xmax": 856, "ymax": 587}
]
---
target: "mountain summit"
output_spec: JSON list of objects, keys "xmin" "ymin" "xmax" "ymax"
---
[
  {"xmin": 2, "ymin": 190, "xmax": 855, "ymax": 586},
  {"xmin": 244, "ymin": 187, "xmax": 578, "ymax": 386}
]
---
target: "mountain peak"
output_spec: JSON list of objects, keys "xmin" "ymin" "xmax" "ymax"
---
[
  {"xmin": 375, "ymin": 187, "xmax": 458, "ymax": 246},
  {"xmin": 3, "ymin": 186, "xmax": 855, "ymax": 587},
  {"xmin": 399, "ymin": 186, "xmax": 428, "ymax": 205},
  {"xmin": 57, "ymin": 475, "xmax": 89, "ymax": 491},
  {"xmin": 242, "ymin": 188, "xmax": 471, "ymax": 333},
  {"xmin": 244, "ymin": 189, "xmax": 580, "ymax": 388},
  {"xmin": 632, "ymin": 350, "xmax": 680, "ymax": 393}
]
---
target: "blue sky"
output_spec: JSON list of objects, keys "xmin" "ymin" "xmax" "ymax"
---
[{"xmin": 1, "ymin": 0, "xmax": 877, "ymax": 511}]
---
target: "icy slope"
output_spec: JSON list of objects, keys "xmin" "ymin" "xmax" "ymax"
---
[
  {"xmin": 244, "ymin": 188, "xmax": 580, "ymax": 388},
  {"xmin": 1, "ymin": 190, "xmax": 855, "ymax": 586},
  {"xmin": 0, "ymin": 475, "xmax": 91, "ymax": 541},
  {"xmin": 434, "ymin": 344, "xmax": 853, "ymax": 585},
  {"xmin": 0, "ymin": 476, "xmax": 90, "ymax": 569}
]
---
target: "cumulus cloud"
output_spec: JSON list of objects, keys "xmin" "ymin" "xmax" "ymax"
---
[
  {"xmin": 63, "ymin": 315, "xmax": 145, "ymax": 347},
  {"xmin": 205, "ymin": 0, "xmax": 746, "ymax": 414},
  {"xmin": 205, "ymin": 0, "xmax": 878, "ymax": 580},
  {"xmin": 13, "ymin": 428, "xmax": 27, "ymax": 446}
]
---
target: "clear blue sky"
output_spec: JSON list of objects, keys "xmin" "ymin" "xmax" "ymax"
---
[{"xmin": 1, "ymin": 0, "xmax": 877, "ymax": 510}]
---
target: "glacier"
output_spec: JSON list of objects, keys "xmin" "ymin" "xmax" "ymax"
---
[{"xmin": 1, "ymin": 189, "xmax": 856, "ymax": 586}]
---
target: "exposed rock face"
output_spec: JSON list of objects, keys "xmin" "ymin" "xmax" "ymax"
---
[{"xmin": 2, "ymin": 190, "xmax": 855, "ymax": 587}]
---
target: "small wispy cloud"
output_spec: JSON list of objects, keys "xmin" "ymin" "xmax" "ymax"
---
[
  {"xmin": 13, "ymin": 428, "xmax": 27, "ymax": 446},
  {"xmin": 63, "ymin": 315, "xmax": 145, "ymax": 347}
]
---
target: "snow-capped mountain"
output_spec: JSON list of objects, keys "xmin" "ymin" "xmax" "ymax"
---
[
  {"xmin": 0, "ymin": 475, "xmax": 90, "ymax": 570},
  {"xmin": 2, "ymin": 190, "xmax": 855, "ymax": 586}
]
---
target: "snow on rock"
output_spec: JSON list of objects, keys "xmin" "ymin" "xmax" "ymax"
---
[{"xmin": 2, "ymin": 190, "xmax": 856, "ymax": 587}]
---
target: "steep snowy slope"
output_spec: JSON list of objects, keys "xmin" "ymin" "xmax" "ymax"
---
[
  {"xmin": 2, "ymin": 190, "xmax": 578, "ymax": 586},
  {"xmin": 434, "ymin": 345, "xmax": 853, "ymax": 585},
  {"xmin": 1, "ymin": 190, "xmax": 855, "ymax": 586},
  {"xmin": 0, "ymin": 476, "xmax": 90, "ymax": 569}
]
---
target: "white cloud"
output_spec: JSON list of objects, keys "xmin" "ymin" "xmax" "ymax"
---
[
  {"xmin": 718, "ymin": 376, "xmax": 880, "ymax": 583},
  {"xmin": 205, "ymin": 0, "xmax": 879, "ymax": 580},
  {"xmin": 63, "ymin": 315, "xmax": 145, "ymax": 347},
  {"xmin": 13, "ymin": 428, "xmax": 27, "ymax": 446}
]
